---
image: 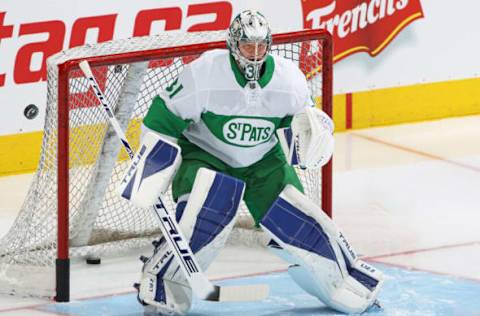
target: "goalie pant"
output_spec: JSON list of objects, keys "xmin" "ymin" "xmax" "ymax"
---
[{"xmin": 261, "ymin": 184, "xmax": 384, "ymax": 314}]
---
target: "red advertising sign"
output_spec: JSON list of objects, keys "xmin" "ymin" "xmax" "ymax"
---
[
  {"xmin": 301, "ymin": 0, "xmax": 424, "ymax": 62},
  {"xmin": 0, "ymin": 1, "xmax": 232, "ymax": 88}
]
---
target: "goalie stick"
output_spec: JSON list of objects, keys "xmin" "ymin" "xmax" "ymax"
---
[{"xmin": 79, "ymin": 60, "xmax": 269, "ymax": 302}]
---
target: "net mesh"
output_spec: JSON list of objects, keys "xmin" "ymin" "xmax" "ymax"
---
[{"xmin": 0, "ymin": 30, "xmax": 330, "ymax": 297}]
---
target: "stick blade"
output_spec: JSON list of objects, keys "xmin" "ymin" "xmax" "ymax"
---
[{"xmin": 218, "ymin": 284, "xmax": 269, "ymax": 302}]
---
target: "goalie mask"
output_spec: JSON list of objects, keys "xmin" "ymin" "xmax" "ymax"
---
[{"xmin": 227, "ymin": 10, "xmax": 272, "ymax": 81}]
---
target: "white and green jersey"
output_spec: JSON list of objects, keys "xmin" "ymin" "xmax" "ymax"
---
[{"xmin": 143, "ymin": 49, "xmax": 313, "ymax": 168}]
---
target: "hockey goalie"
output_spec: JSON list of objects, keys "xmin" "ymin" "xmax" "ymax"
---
[{"xmin": 118, "ymin": 10, "xmax": 383, "ymax": 315}]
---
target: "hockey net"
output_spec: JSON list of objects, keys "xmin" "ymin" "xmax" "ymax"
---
[{"xmin": 0, "ymin": 29, "xmax": 332, "ymax": 300}]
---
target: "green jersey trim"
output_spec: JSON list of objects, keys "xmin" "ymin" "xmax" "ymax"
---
[
  {"xmin": 279, "ymin": 115, "xmax": 294, "ymax": 128},
  {"xmin": 258, "ymin": 55, "xmax": 275, "ymax": 88},
  {"xmin": 229, "ymin": 54, "xmax": 275, "ymax": 88},
  {"xmin": 143, "ymin": 96, "xmax": 192, "ymax": 138}
]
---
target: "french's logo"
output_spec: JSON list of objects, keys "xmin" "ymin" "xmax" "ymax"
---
[{"xmin": 301, "ymin": 0, "xmax": 424, "ymax": 62}]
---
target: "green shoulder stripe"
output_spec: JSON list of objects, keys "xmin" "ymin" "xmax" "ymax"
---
[{"xmin": 143, "ymin": 96, "xmax": 192, "ymax": 138}]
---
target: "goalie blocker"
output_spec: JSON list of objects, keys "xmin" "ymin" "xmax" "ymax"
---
[
  {"xmin": 117, "ymin": 132, "xmax": 182, "ymax": 209},
  {"xmin": 261, "ymin": 185, "xmax": 384, "ymax": 314}
]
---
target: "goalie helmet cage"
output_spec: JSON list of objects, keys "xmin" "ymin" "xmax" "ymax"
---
[{"xmin": 0, "ymin": 29, "xmax": 332, "ymax": 302}]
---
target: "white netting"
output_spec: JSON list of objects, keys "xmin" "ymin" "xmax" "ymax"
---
[{"xmin": 0, "ymin": 30, "xmax": 330, "ymax": 298}]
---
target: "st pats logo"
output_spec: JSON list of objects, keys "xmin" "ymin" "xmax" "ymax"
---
[
  {"xmin": 301, "ymin": 0, "xmax": 424, "ymax": 62},
  {"xmin": 223, "ymin": 118, "xmax": 274, "ymax": 147}
]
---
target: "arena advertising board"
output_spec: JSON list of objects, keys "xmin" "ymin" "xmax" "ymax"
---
[
  {"xmin": 301, "ymin": 0, "xmax": 423, "ymax": 62},
  {"xmin": 0, "ymin": 0, "xmax": 457, "ymax": 136}
]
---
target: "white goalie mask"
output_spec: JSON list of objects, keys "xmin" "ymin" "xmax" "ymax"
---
[{"xmin": 227, "ymin": 10, "xmax": 272, "ymax": 81}]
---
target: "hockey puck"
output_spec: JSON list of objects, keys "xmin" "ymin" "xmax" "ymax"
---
[
  {"xmin": 24, "ymin": 104, "xmax": 39, "ymax": 120},
  {"xmin": 86, "ymin": 257, "xmax": 101, "ymax": 265}
]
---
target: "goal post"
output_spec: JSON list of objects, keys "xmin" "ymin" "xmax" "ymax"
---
[{"xmin": 0, "ymin": 29, "xmax": 333, "ymax": 302}]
